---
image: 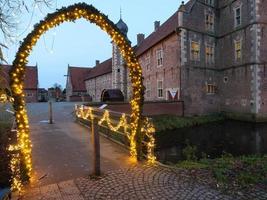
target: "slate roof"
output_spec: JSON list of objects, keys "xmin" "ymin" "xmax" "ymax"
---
[
  {"xmin": 85, "ymin": 58, "xmax": 112, "ymax": 80},
  {"xmin": 135, "ymin": 11, "xmax": 178, "ymax": 56},
  {"xmin": 68, "ymin": 66, "xmax": 91, "ymax": 92},
  {"xmin": 0, "ymin": 64, "xmax": 38, "ymax": 89}
]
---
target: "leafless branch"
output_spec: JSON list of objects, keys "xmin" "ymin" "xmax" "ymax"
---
[{"xmin": 0, "ymin": 0, "xmax": 54, "ymax": 41}]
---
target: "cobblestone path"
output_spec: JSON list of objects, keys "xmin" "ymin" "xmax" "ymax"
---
[{"xmin": 18, "ymin": 163, "xmax": 267, "ymax": 200}]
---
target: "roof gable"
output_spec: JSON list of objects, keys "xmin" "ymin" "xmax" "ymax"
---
[
  {"xmin": 85, "ymin": 58, "xmax": 112, "ymax": 80},
  {"xmin": 68, "ymin": 66, "xmax": 91, "ymax": 92},
  {"xmin": 135, "ymin": 11, "xmax": 178, "ymax": 56}
]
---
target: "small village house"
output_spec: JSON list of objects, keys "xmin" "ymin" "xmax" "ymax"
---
[
  {"xmin": 66, "ymin": 65, "xmax": 91, "ymax": 102},
  {"xmin": 0, "ymin": 64, "xmax": 39, "ymax": 103}
]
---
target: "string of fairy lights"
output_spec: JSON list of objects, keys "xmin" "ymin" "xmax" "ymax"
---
[
  {"xmin": 9, "ymin": 3, "xmax": 146, "ymax": 192},
  {"xmin": 75, "ymin": 105, "xmax": 156, "ymax": 163}
]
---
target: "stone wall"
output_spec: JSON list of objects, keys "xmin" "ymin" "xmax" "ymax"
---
[
  {"xmin": 85, "ymin": 73, "xmax": 112, "ymax": 102},
  {"xmin": 180, "ymin": 1, "xmax": 219, "ymax": 115},
  {"xmin": 112, "ymin": 43, "xmax": 131, "ymax": 100},
  {"xmin": 179, "ymin": 0, "xmax": 267, "ymax": 117},
  {"xmin": 216, "ymin": 0, "xmax": 255, "ymax": 114}
]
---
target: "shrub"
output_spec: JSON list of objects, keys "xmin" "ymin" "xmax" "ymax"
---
[
  {"xmin": 0, "ymin": 122, "xmax": 12, "ymax": 187},
  {"xmin": 182, "ymin": 141, "xmax": 197, "ymax": 161}
]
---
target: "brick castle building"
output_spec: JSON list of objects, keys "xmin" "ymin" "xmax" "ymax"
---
[
  {"xmin": 177, "ymin": 0, "xmax": 267, "ymax": 119},
  {"xmin": 66, "ymin": 0, "xmax": 267, "ymax": 119}
]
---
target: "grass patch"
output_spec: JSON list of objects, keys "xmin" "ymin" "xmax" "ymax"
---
[
  {"xmin": 175, "ymin": 145, "xmax": 267, "ymax": 188},
  {"xmin": 152, "ymin": 114, "xmax": 225, "ymax": 132},
  {"xmin": 176, "ymin": 160, "xmax": 208, "ymax": 170},
  {"xmin": 207, "ymin": 154, "xmax": 267, "ymax": 187}
]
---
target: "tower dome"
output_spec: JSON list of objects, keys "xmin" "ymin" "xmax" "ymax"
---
[{"xmin": 116, "ymin": 18, "xmax": 128, "ymax": 35}]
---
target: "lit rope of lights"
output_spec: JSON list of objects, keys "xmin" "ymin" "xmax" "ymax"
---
[
  {"xmin": 76, "ymin": 105, "xmax": 156, "ymax": 163},
  {"xmin": 98, "ymin": 110, "xmax": 129, "ymax": 135},
  {"xmin": 76, "ymin": 105, "xmax": 135, "ymax": 156},
  {"xmin": 75, "ymin": 105, "xmax": 94, "ymax": 121},
  {"xmin": 10, "ymin": 3, "xmax": 144, "ymax": 192},
  {"xmin": 76, "ymin": 106, "xmax": 130, "ymax": 136},
  {"xmin": 0, "ymin": 93, "xmax": 14, "ymax": 103},
  {"xmin": 9, "ymin": 151, "xmax": 23, "ymax": 192},
  {"xmin": 141, "ymin": 118, "xmax": 156, "ymax": 163}
]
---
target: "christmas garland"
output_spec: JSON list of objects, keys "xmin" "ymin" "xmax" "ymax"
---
[{"xmin": 9, "ymin": 3, "xmax": 145, "ymax": 192}]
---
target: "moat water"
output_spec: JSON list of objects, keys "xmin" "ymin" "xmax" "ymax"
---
[{"xmin": 155, "ymin": 120, "xmax": 267, "ymax": 164}]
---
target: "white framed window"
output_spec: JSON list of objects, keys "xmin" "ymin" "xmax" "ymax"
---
[
  {"xmin": 234, "ymin": 39, "xmax": 242, "ymax": 61},
  {"xmin": 205, "ymin": 11, "xmax": 214, "ymax": 31},
  {"xmin": 206, "ymin": 83, "xmax": 216, "ymax": 94},
  {"xmin": 191, "ymin": 41, "xmax": 200, "ymax": 61},
  {"xmin": 234, "ymin": 6, "xmax": 242, "ymax": 27},
  {"xmin": 146, "ymin": 81, "xmax": 151, "ymax": 98},
  {"xmin": 145, "ymin": 55, "xmax": 151, "ymax": 71},
  {"xmin": 157, "ymin": 79, "xmax": 164, "ymax": 98},
  {"xmin": 206, "ymin": 44, "xmax": 215, "ymax": 64},
  {"xmin": 205, "ymin": 0, "xmax": 214, "ymax": 6},
  {"xmin": 156, "ymin": 49, "xmax": 163, "ymax": 67}
]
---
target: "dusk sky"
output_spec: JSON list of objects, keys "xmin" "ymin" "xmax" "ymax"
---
[{"xmin": 4, "ymin": 0, "xmax": 182, "ymax": 89}]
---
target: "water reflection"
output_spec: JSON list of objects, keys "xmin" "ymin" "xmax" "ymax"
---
[{"xmin": 155, "ymin": 120, "xmax": 267, "ymax": 164}]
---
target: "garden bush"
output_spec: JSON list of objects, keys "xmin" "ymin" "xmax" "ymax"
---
[{"xmin": 0, "ymin": 122, "xmax": 12, "ymax": 187}]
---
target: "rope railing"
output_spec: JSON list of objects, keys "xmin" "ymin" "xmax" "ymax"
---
[{"xmin": 75, "ymin": 104, "xmax": 156, "ymax": 163}]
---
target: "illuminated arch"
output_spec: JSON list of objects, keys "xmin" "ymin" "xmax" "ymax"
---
[{"xmin": 9, "ymin": 3, "xmax": 145, "ymax": 191}]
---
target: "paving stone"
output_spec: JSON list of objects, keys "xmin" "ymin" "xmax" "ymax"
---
[{"xmin": 19, "ymin": 163, "xmax": 267, "ymax": 200}]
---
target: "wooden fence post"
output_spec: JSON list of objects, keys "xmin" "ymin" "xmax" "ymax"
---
[
  {"xmin": 91, "ymin": 118, "xmax": 100, "ymax": 176},
  {"xmin": 49, "ymin": 101, "xmax": 53, "ymax": 124}
]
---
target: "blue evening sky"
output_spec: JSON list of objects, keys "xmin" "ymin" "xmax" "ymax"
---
[{"xmin": 4, "ymin": 0, "xmax": 182, "ymax": 89}]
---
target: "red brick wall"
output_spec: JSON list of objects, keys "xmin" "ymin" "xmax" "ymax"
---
[
  {"xmin": 69, "ymin": 95, "xmax": 92, "ymax": 102},
  {"xmin": 139, "ymin": 34, "xmax": 181, "ymax": 101},
  {"xmin": 69, "ymin": 96, "xmax": 82, "ymax": 102}
]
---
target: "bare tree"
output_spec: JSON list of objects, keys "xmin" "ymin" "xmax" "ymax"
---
[
  {"xmin": 0, "ymin": 0, "xmax": 53, "ymax": 39},
  {"xmin": 0, "ymin": 0, "xmax": 54, "ymax": 102},
  {"xmin": 0, "ymin": 0, "xmax": 54, "ymax": 60}
]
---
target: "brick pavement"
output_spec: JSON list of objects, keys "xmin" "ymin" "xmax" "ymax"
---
[{"xmin": 16, "ymin": 163, "xmax": 267, "ymax": 200}]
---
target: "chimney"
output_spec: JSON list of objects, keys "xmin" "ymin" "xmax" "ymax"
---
[
  {"xmin": 137, "ymin": 33, "xmax": 145, "ymax": 46},
  {"xmin": 178, "ymin": 1, "xmax": 186, "ymax": 27},
  {"xmin": 154, "ymin": 21, "xmax": 160, "ymax": 31},
  {"xmin": 178, "ymin": 1, "xmax": 186, "ymax": 12},
  {"xmin": 95, "ymin": 60, "xmax": 100, "ymax": 66}
]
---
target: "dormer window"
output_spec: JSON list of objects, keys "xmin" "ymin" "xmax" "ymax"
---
[{"xmin": 234, "ymin": 6, "xmax": 241, "ymax": 27}]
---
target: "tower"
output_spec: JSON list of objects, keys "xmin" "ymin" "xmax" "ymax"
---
[{"xmin": 112, "ymin": 12, "xmax": 131, "ymax": 100}]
